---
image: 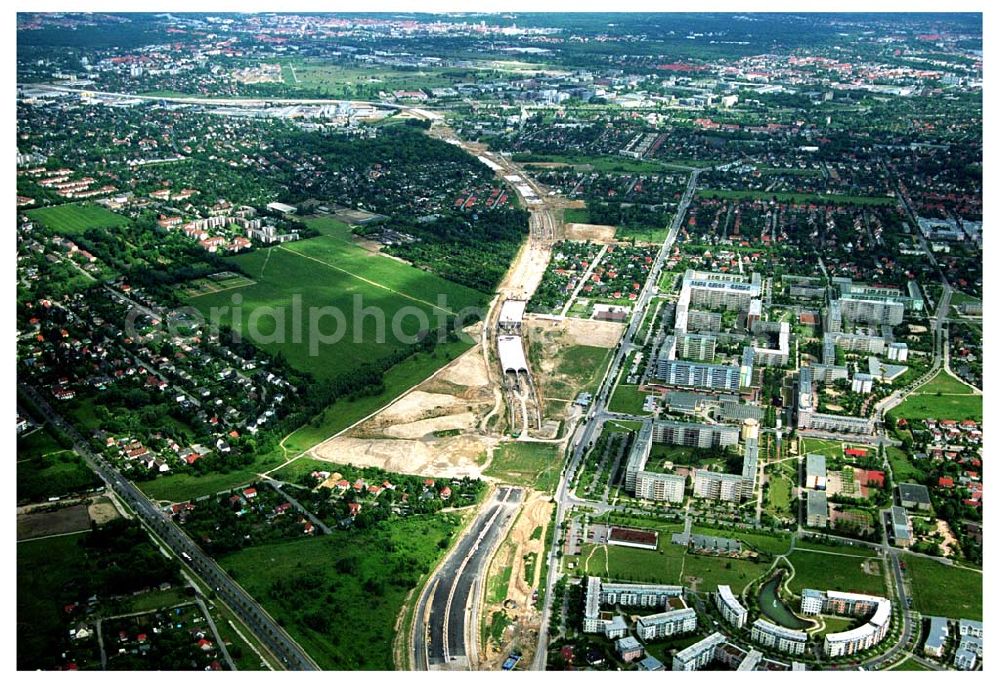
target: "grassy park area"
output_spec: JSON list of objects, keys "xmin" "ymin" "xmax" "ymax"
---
[
  {"xmin": 905, "ymin": 554, "xmax": 982, "ymax": 620},
  {"xmin": 786, "ymin": 549, "xmax": 885, "ymax": 596},
  {"xmin": 894, "ymin": 370, "xmax": 981, "ymax": 421},
  {"xmin": 218, "ymin": 513, "xmax": 463, "ymax": 670},
  {"xmin": 484, "ymin": 442, "xmax": 563, "ymax": 493}
]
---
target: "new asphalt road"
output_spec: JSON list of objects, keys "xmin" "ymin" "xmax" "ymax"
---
[{"xmin": 413, "ymin": 485, "xmax": 523, "ymax": 670}]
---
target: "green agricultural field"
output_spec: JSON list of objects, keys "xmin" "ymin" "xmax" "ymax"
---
[
  {"xmin": 697, "ymin": 189, "xmax": 896, "ymax": 206},
  {"xmin": 608, "ymin": 384, "xmax": 651, "ymax": 415},
  {"xmin": 786, "ymin": 549, "xmax": 885, "ymax": 596},
  {"xmin": 138, "ymin": 450, "xmax": 286, "ymax": 502},
  {"xmin": 218, "ymin": 514, "xmax": 462, "ymax": 670},
  {"xmin": 26, "ymin": 203, "xmax": 129, "ymax": 234},
  {"xmin": 281, "ymin": 337, "xmax": 474, "ymax": 453},
  {"xmin": 484, "ymin": 442, "xmax": 563, "ymax": 493},
  {"xmin": 904, "ymin": 555, "xmax": 982, "ymax": 620},
  {"xmin": 186, "ymin": 217, "xmax": 486, "ymax": 383}
]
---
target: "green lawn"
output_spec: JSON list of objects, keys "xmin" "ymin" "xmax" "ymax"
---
[
  {"xmin": 138, "ymin": 450, "xmax": 286, "ymax": 502},
  {"xmin": 549, "ymin": 345, "xmax": 614, "ymax": 398},
  {"xmin": 894, "ymin": 393, "xmax": 981, "ymax": 422},
  {"xmin": 786, "ymin": 549, "xmax": 885, "ymax": 596},
  {"xmin": 681, "ymin": 553, "xmax": 769, "ymax": 595},
  {"xmin": 894, "ymin": 370, "xmax": 982, "ymax": 421},
  {"xmin": 905, "ymin": 555, "xmax": 981, "ymax": 620},
  {"xmin": 218, "ymin": 514, "xmax": 462, "ymax": 670},
  {"xmin": 916, "ymin": 370, "xmax": 977, "ymax": 395},
  {"xmin": 281, "ymin": 338, "xmax": 474, "ymax": 453},
  {"xmin": 766, "ymin": 467, "xmax": 793, "ymax": 513},
  {"xmin": 484, "ymin": 442, "xmax": 563, "ymax": 493},
  {"xmin": 697, "ymin": 189, "xmax": 897, "ymax": 206},
  {"xmin": 563, "ymin": 207, "xmax": 591, "ymax": 224},
  {"xmin": 799, "ymin": 437, "xmax": 849, "ymax": 459},
  {"xmin": 26, "ymin": 203, "xmax": 130, "ymax": 234},
  {"xmin": 794, "ymin": 539, "xmax": 878, "ymax": 558},
  {"xmin": 890, "ymin": 657, "xmax": 932, "ymax": 671},
  {"xmin": 608, "ymin": 384, "xmax": 651, "ymax": 415}
]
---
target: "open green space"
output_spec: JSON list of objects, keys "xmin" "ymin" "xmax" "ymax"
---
[
  {"xmin": 815, "ymin": 615, "xmax": 859, "ymax": 637},
  {"xmin": 697, "ymin": 189, "xmax": 897, "ymax": 206},
  {"xmin": 484, "ymin": 442, "xmax": 563, "ymax": 493},
  {"xmin": 786, "ymin": 549, "xmax": 885, "ymax": 596},
  {"xmin": 917, "ymin": 369, "xmax": 978, "ymax": 395},
  {"xmin": 690, "ymin": 525, "xmax": 791, "ymax": 555},
  {"xmin": 799, "ymin": 437, "xmax": 850, "ymax": 459},
  {"xmin": 793, "ymin": 539, "xmax": 878, "ymax": 557},
  {"xmin": 890, "ymin": 657, "xmax": 932, "ymax": 671},
  {"xmin": 515, "ymin": 153, "xmax": 667, "ymax": 173},
  {"xmin": 893, "ymin": 393, "xmax": 981, "ymax": 422},
  {"xmin": 217, "ymin": 513, "xmax": 462, "ymax": 670},
  {"xmin": 886, "ymin": 445, "xmax": 926, "ymax": 482},
  {"xmin": 894, "ymin": 369, "xmax": 981, "ymax": 421},
  {"xmin": 549, "ymin": 345, "xmax": 614, "ymax": 398},
  {"xmin": 904, "ymin": 554, "xmax": 981, "ymax": 620},
  {"xmin": 138, "ymin": 450, "xmax": 286, "ymax": 502},
  {"xmin": 17, "ymin": 533, "xmax": 88, "ymax": 670},
  {"xmin": 26, "ymin": 202, "xmax": 130, "ymax": 235},
  {"xmin": 608, "ymin": 384, "xmax": 651, "ymax": 415},
  {"xmin": 681, "ymin": 553, "xmax": 768, "ymax": 594},
  {"xmin": 281, "ymin": 337, "xmax": 475, "ymax": 453},
  {"xmin": 187, "ymin": 218, "xmax": 485, "ymax": 383}
]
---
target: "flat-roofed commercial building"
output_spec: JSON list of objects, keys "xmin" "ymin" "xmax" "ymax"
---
[
  {"xmin": 807, "ymin": 489, "xmax": 828, "ymax": 527},
  {"xmin": 890, "ymin": 505, "xmax": 913, "ymax": 546},
  {"xmin": 672, "ymin": 632, "xmax": 727, "ymax": 671},
  {"xmin": 751, "ymin": 619, "xmax": 808, "ymax": 655},
  {"xmin": 636, "ymin": 608, "xmax": 697, "ymax": 640},
  {"xmin": 805, "ymin": 453, "xmax": 827, "ymax": 490},
  {"xmin": 715, "ymin": 584, "xmax": 748, "ymax": 629}
]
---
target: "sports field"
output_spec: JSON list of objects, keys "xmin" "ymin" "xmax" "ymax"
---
[
  {"xmin": 186, "ymin": 217, "xmax": 487, "ymax": 381},
  {"xmin": 26, "ymin": 203, "xmax": 129, "ymax": 234}
]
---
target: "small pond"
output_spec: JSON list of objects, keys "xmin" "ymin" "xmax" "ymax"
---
[{"xmin": 758, "ymin": 574, "xmax": 812, "ymax": 630}]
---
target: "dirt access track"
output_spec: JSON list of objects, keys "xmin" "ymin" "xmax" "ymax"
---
[
  {"xmin": 310, "ymin": 346, "xmax": 499, "ymax": 478},
  {"xmin": 564, "ymin": 222, "xmax": 617, "ymax": 243},
  {"xmin": 480, "ymin": 490, "xmax": 554, "ymax": 670}
]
